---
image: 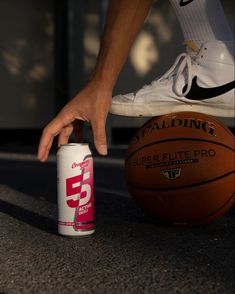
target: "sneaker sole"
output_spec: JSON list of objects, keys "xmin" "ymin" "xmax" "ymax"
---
[{"xmin": 110, "ymin": 102, "xmax": 235, "ymax": 118}]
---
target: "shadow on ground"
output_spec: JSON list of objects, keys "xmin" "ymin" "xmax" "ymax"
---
[{"xmin": 0, "ymin": 156, "xmax": 234, "ymax": 294}]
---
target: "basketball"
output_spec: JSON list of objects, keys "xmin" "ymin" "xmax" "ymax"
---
[{"xmin": 125, "ymin": 112, "xmax": 235, "ymax": 226}]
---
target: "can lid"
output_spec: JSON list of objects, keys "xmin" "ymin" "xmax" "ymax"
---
[{"xmin": 60, "ymin": 143, "xmax": 89, "ymax": 147}]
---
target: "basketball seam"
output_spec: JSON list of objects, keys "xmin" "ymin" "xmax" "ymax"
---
[
  {"xmin": 126, "ymin": 138, "xmax": 235, "ymax": 162},
  {"xmin": 126, "ymin": 170, "xmax": 235, "ymax": 191}
]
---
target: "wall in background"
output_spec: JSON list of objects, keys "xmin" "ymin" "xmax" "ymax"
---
[
  {"xmin": 0, "ymin": 0, "xmax": 234, "ymax": 134},
  {"xmin": 0, "ymin": 0, "xmax": 54, "ymax": 128}
]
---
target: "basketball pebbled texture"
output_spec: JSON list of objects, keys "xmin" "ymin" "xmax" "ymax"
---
[{"xmin": 125, "ymin": 112, "xmax": 235, "ymax": 225}]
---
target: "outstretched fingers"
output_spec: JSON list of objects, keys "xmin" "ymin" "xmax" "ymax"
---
[
  {"xmin": 57, "ymin": 124, "xmax": 74, "ymax": 147},
  {"xmin": 91, "ymin": 118, "xmax": 108, "ymax": 156},
  {"xmin": 37, "ymin": 113, "xmax": 75, "ymax": 161}
]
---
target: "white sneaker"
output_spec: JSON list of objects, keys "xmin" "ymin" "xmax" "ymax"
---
[{"xmin": 110, "ymin": 40, "xmax": 235, "ymax": 117}]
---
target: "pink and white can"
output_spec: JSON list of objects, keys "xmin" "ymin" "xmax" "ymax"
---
[{"xmin": 57, "ymin": 143, "xmax": 95, "ymax": 237}]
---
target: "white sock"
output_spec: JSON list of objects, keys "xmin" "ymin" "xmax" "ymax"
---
[{"xmin": 169, "ymin": 0, "xmax": 234, "ymax": 47}]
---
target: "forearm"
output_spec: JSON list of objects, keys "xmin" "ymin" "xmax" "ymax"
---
[{"xmin": 92, "ymin": 0, "xmax": 153, "ymax": 89}]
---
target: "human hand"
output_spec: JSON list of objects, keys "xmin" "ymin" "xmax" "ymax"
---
[{"xmin": 37, "ymin": 81, "xmax": 112, "ymax": 161}]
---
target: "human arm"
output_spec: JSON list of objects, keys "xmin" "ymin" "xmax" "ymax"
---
[{"xmin": 37, "ymin": 0, "xmax": 153, "ymax": 161}]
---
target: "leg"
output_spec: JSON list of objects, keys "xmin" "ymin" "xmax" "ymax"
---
[{"xmin": 110, "ymin": 0, "xmax": 234, "ymax": 118}]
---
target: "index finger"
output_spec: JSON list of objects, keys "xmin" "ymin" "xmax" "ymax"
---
[{"xmin": 37, "ymin": 114, "xmax": 73, "ymax": 162}]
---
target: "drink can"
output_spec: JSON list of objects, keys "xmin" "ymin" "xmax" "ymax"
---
[{"xmin": 57, "ymin": 143, "xmax": 95, "ymax": 237}]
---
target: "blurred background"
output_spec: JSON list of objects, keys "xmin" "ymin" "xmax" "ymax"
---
[{"xmin": 0, "ymin": 0, "xmax": 234, "ymax": 152}]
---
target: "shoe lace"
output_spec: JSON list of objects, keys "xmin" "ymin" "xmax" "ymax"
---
[
  {"xmin": 139, "ymin": 40, "xmax": 200, "ymax": 97},
  {"xmin": 161, "ymin": 52, "xmax": 193, "ymax": 97}
]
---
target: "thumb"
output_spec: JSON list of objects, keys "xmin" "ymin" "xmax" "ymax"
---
[{"xmin": 91, "ymin": 119, "xmax": 108, "ymax": 156}]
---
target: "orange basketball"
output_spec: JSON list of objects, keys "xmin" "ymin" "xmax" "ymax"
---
[{"xmin": 125, "ymin": 112, "xmax": 235, "ymax": 226}]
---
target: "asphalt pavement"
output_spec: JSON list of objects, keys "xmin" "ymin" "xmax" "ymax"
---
[{"xmin": 0, "ymin": 149, "xmax": 234, "ymax": 294}]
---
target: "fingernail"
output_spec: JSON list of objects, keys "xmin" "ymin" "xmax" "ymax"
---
[
  {"xmin": 98, "ymin": 145, "xmax": 108, "ymax": 156},
  {"xmin": 37, "ymin": 153, "xmax": 46, "ymax": 162},
  {"xmin": 37, "ymin": 154, "xmax": 42, "ymax": 161}
]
